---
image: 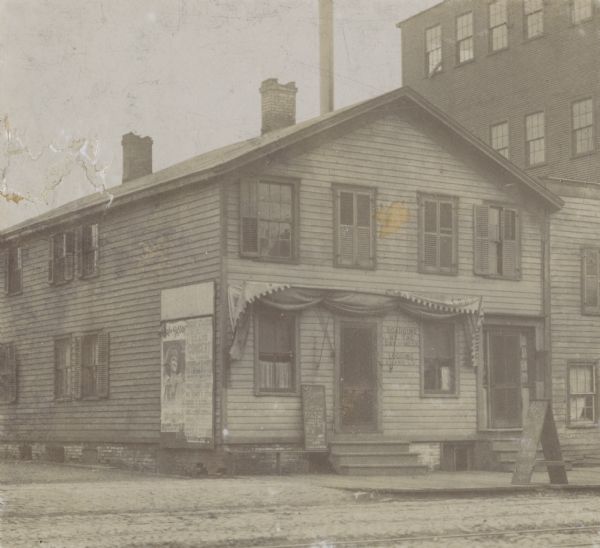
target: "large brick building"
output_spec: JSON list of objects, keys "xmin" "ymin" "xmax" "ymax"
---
[{"xmin": 399, "ymin": 0, "xmax": 600, "ymax": 461}]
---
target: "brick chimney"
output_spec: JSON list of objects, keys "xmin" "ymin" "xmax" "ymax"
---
[
  {"xmin": 121, "ymin": 132, "xmax": 153, "ymax": 183},
  {"xmin": 259, "ymin": 79, "xmax": 298, "ymax": 134}
]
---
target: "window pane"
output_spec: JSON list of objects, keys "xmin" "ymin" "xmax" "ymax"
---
[
  {"xmin": 572, "ymin": 0, "xmax": 592, "ymax": 23},
  {"xmin": 490, "ymin": 0, "xmax": 507, "ymax": 26},
  {"xmin": 339, "ymin": 192, "xmax": 354, "ymax": 225},
  {"xmin": 456, "ymin": 12, "xmax": 473, "ymax": 40},
  {"xmin": 491, "ymin": 122, "xmax": 509, "ymax": 158},
  {"xmin": 569, "ymin": 363, "xmax": 596, "ymax": 423},
  {"xmin": 426, "ymin": 25, "xmax": 442, "ymax": 74},
  {"xmin": 258, "ymin": 311, "xmax": 294, "ymax": 392},
  {"xmin": 423, "ymin": 322, "xmax": 455, "ymax": 393}
]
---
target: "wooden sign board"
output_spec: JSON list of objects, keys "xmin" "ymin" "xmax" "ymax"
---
[
  {"xmin": 301, "ymin": 384, "xmax": 328, "ymax": 451},
  {"xmin": 512, "ymin": 400, "xmax": 568, "ymax": 485}
]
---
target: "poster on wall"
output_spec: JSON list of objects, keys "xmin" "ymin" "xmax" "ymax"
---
[{"xmin": 160, "ymin": 282, "xmax": 214, "ymax": 447}]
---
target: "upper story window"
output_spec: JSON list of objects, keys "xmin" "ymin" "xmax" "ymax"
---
[
  {"xmin": 255, "ymin": 308, "xmax": 296, "ymax": 395},
  {"xmin": 490, "ymin": 122, "xmax": 510, "ymax": 159},
  {"xmin": 456, "ymin": 12, "xmax": 474, "ymax": 64},
  {"xmin": 572, "ymin": 98, "xmax": 594, "ymax": 156},
  {"xmin": 4, "ymin": 246, "xmax": 22, "ymax": 295},
  {"xmin": 425, "ymin": 24, "xmax": 442, "ymax": 76},
  {"xmin": 525, "ymin": 111, "xmax": 545, "ymax": 166},
  {"xmin": 418, "ymin": 193, "xmax": 458, "ymax": 275},
  {"xmin": 474, "ymin": 204, "xmax": 520, "ymax": 279},
  {"xmin": 49, "ymin": 223, "xmax": 99, "ymax": 284},
  {"xmin": 333, "ymin": 185, "xmax": 375, "ymax": 269},
  {"xmin": 422, "ymin": 322, "xmax": 456, "ymax": 396},
  {"xmin": 571, "ymin": 0, "xmax": 593, "ymax": 24},
  {"xmin": 489, "ymin": 0, "xmax": 508, "ymax": 52},
  {"xmin": 568, "ymin": 362, "xmax": 597, "ymax": 426},
  {"xmin": 0, "ymin": 342, "xmax": 17, "ymax": 403},
  {"xmin": 240, "ymin": 179, "xmax": 296, "ymax": 261},
  {"xmin": 524, "ymin": 0, "xmax": 544, "ymax": 39},
  {"xmin": 582, "ymin": 248, "xmax": 600, "ymax": 315}
]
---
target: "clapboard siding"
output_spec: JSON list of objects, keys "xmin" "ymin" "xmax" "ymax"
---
[
  {"xmin": 550, "ymin": 194, "xmax": 600, "ymax": 459},
  {"xmin": 225, "ymin": 112, "xmax": 544, "ymax": 443},
  {"xmin": 0, "ymin": 181, "xmax": 222, "ymax": 444}
]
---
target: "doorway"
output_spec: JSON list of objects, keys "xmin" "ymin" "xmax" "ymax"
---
[
  {"xmin": 486, "ymin": 328, "xmax": 523, "ymax": 428},
  {"xmin": 338, "ymin": 323, "xmax": 378, "ymax": 432}
]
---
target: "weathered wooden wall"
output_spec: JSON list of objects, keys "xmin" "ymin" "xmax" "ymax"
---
[{"xmin": 0, "ymin": 181, "xmax": 222, "ymax": 445}]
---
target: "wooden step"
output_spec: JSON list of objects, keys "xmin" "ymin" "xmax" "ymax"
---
[
  {"xmin": 335, "ymin": 463, "xmax": 428, "ymax": 476},
  {"xmin": 330, "ymin": 440, "xmax": 411, "ymax": 454},
  {"xmin": 331, "ymin": 452, "xmax": 422, "ymax": 467}
]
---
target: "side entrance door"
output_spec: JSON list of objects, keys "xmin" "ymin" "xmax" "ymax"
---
[
  {"xmin": 339, "ymin": 323, "xmax": 378, "ymax": 432},
  {"xmin": 487, "ymin": 328, "xmax": 523, "ymax": 428}
]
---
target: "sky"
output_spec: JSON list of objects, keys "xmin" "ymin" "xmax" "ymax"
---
[{"xmin": 0, "ymin": 0, "xmax": 439, "ymax": 229}]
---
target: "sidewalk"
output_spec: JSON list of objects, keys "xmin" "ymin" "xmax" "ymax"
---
[{"xmin": 305, "ymin": 466, "xmax": 600, "ymax": 495}]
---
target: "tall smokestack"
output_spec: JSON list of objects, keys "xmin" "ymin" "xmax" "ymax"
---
[{"xmin": 319, "ymin": 0, "xmax": 334, "ymax": 114}]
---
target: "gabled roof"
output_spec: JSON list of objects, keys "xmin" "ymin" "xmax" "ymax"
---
[{"xmin": 0, "ymin": 86, "xmax": 562, "ymax": 239}]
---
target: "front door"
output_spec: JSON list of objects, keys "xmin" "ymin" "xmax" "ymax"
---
[
  {"xmin": 339, "ymin": 323, "xmax": 377, "ymax": 432},
  {"xmin": 487, "ymin": 329, "xmax": 522, "ymax": 428}
]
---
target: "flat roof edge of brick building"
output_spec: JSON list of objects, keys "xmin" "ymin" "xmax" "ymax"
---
[
  {"xmin": 396, "ymin": 1, "xmax": 445, "ymax": 28},
  {"xmin": 0, "ymin": 85, "xmax": 563, "ymax": 241}
]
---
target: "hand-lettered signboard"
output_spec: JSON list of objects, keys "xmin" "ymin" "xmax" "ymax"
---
[
  {"xmin": 160, "ymin": 282, "xmax": 214, "ymax": 448},
  {"xmin": 301, "ymin": 384, "xmax": 328, "ymax": 451},
  {"xmin": 512, "ymin": 400, "xmax": 568, "ymax": 485}
]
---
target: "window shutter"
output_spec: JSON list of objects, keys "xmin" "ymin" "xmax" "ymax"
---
[
  {"xmin": 6, "ymin": 343, "xmax": 17, "ymax": 403},
  {"xmin": 91, "ymin": 223, "xmax": 99, "ymax": 275},
  {"xmin": 1, "ymin": 250, "xmax": 7, "ymax": 294},
  {"xmin": 74, "ymin": 226, "xmax": 83, "ymax": 278},
  {"xmin": 48, "ymin": 235, "xmax": 55, "ymax": 284},
  {"xmin": 583, "ymin": 248, "xmax": 600, "ymax": 313},
  {"xmin": 96, "ymin": 332, "xmax": 110, "ymax": 398},
  {"xmin": 337, "ymin": 191, "xmax": 355, "ymax": 266},
  {"xmin": 356, "ymin": 193, "xmax": 373, "ymax": 267},
  {"xmin": 473, "ymin": 205, "xmax": 490, "ymax": 275},
  {"xmin": 501, "ymin": 208, "xmax": 520, "ymax": 278},
  {"xmin": 240, "ymin": 180, "xmax": 259, "ymax": 256},
  {"xmin": 64, "ymin": 232, "xmax": 75, "ymax": 281},
  {"xmin": 72, "ymin": 336, "xmax": 82, "ymax": 400},
  {"xmin": 422, "ymin": 200, "xmax": 440, "ymax": 270}
]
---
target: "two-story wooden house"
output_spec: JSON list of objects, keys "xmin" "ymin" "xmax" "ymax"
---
[{"xmin": 0, "ymin": 83, "xmax": 564, "ymax": 474}]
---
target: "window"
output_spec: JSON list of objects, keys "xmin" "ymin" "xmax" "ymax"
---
[
  {"xmin": 489, "ymin": 0, "xmax": 508, "ymax": 52},
  {"xmin": 525, "ymin": 112, "xmax": 545, "ymax": 166},
  {"xmin": 0, "ymin": 343, "xmax": 17, "ymax": 403},
  {"xmin": 334, "ymin": 186, "xmax": 375, "ymax": 269},
  {"xmin": 568, "ymin": 362, "xmax": 597, "ymax": 425},
  {"xmin": 79, "ymin": 224, "xmax": 99, "ymax": 277},
  {"xmin": 4, "ymin": 246, "xmax": 23, "ymax": 295},
  {"xmin": 55, "ymin": 337, "xmax": 73, "ymax": 399},
  {"xmin": 240, "ymin": 179, "xmax": 296, "ymax": 261},
  {"xmin": 425, "ymin": 24, "xmax": 442, "ymax": 76},
  {"xmin": 418, "ymin": 193, "xmax": 458, "ymax": 274},
  {"xmin": 524, "ymin": 0, "xmax": 543, "ymax": 39},
  {"xmin": 582, "ymin": 248, "xmax": 600, "ymax": 315},
  {"xmin": 456, "ymin": 12, "xmax": 474, "ymax": 63},
  {"xmin": 474, "ymin": 204, "xmax": 520, "ymax": 278},
  {"xmin": 55, "ymin": 333, "xmax": 109, "ymax": 400},
  {"xmin": 572, "ymin": 98, "xmax": 594, "ymax": 156},
  {"xmin": 571, "ymin": 0, "xmax": 593, "ymax": 23},
  {"xmin": 255, "ymin": 309, "xmax": 296, "ymax": 394},
  {"xmin": 490, "ymin": 122, "xmax": 510, "ymax": 158},
  {"xmin": 422, "ymin": 322, "xmax": 456, "ymax": 395}
]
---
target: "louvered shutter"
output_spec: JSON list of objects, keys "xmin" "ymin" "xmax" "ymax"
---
[
  {"xmin": 6, "ymin": 343, "xmax": 17, "ymax": 403},
  {"xmin": 583, "ymin": 248, "xmax": 600, "ymax": 313},
  {"xmin": 501, "ymin": 208, "xmax": 520, "ymax": 278},
  {"xmin": 356, "ymin": 193, "xmax": 373, "ymax": 267},
  {"xmin": 48, "ymin": 235, "xmax": 55, "ymax": 284},
  {"xmin": 473, "ymin": 205, "xmax": 490, "ymax": 275},
  {"xmin": 337, "ymin": 191, "xmax": 355, "ymax": 266},
  {"xmin": 90, "ymin": 224, "xmax": 99, "ymax": 275},
  {"xmin": 422, "ymin": 199, "xmax": 439, "ymax": 270},
  {"xmin": 240, "ymin": 180, "xmax": 259, "ymax": 256},
  {"xmin": 72, "ymin": 337, "xmax": 82, "ymax": 399},
  {"xmin": 96, "ymin": 332, "xmax": 110, "ymax": 398},
  {"xmin": 1, "ymin": 250, "xmax": 7, "ymax": 294},
  {"xmin": 74, "ymin": 226, "xmax": 83, "ymax": 278},
  {"xmin": 64, "ymin": 232, "xmax": 75, "ymax": 281}
]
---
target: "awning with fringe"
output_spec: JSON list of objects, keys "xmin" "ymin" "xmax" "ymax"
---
[{"xmin": 228, "ymin": 283, "xmax": 483, "ymax": 366}]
